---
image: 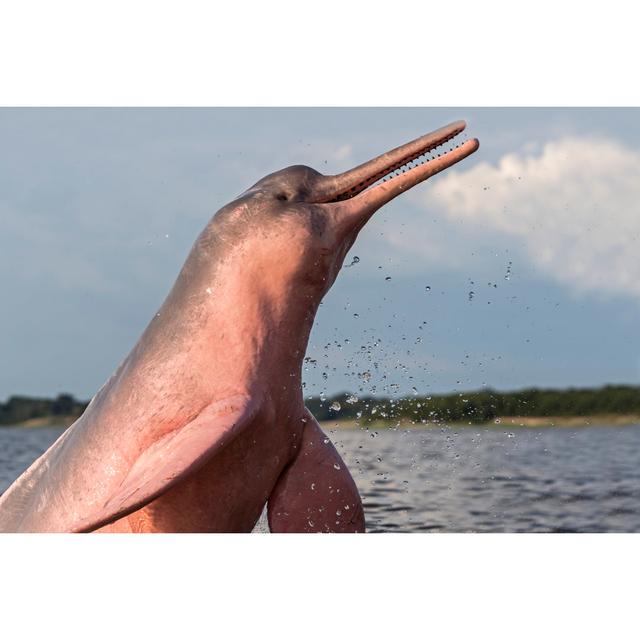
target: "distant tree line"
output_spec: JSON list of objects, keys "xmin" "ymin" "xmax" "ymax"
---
[
  {"xmin": 0, "ymin": 394, "xmax": 88, "ymax": 425},
  {"xmin": 307, "ymin": 385, "xmax": 640, "ymax": 425},
  {"xmin": 1, "ymin": 385, "xmax": 640, "ymax": 426}
]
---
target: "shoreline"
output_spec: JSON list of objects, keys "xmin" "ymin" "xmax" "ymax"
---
[
  {"xmin": 8, "ymin": 415, "xmax": 82, "ymax": 428},
  {"xmin": 3, "ymin": 413, "xmax": 640, "ymax": 430},
  {"xmin": 320, "ymin": 414, "xmax": 640, "ymax": 430}
]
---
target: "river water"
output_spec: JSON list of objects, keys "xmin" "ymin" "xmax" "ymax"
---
[{"xmin": 2, "ymin": 423, "xmax": 639, "ymax": 532}]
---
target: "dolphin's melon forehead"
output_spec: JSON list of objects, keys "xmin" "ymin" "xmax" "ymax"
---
[{"xmin": 248, "ymin": 165, "xmax": 324, "ymax": 197}]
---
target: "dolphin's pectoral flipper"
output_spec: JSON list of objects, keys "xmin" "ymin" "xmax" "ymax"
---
[
  {"xmin": 71, "ymin": 394, "xmax": 258, "ymax": 533},
  {"xmin": 267, "ymin": 410, "xmax": 365, "ymax": 533},
  {"xmin": 0, "ymin": 394, "xmax": 257, "ymax": 533}
]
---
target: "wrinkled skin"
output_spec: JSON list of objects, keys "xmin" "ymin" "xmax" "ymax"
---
[{"xmin": 0, "ymin": 121, "xmax": 479, "ymax": 533}]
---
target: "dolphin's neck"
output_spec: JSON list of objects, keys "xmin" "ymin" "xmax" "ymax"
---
[{"xmin": 155, "ymin": 247, "xmax": 320, "ymax": 400}]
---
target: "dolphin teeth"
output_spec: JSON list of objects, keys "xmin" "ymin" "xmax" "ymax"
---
[{"xmin": 328, "ymin": 128, "xmax": 467, "ymax": 202}]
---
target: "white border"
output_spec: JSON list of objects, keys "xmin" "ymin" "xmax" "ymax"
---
[
  {"xmin": 1, "ymin": 1, "xmax": 639, "ymax": 105},
  {"xmin": 2, "ymin": 534, "xmax": 637, "ymax": 639}
]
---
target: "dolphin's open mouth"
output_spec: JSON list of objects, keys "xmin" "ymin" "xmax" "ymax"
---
[{"xmin": 319, "ymin": 121, "xmax": 479, "ymax": 207}]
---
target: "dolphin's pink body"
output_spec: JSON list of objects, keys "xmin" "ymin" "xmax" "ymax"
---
[{"xmin": 0, "ymin": 121, "xmax": 478, "ymax": 532}]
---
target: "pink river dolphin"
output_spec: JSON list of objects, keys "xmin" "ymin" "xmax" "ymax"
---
[{"xmin": 0, "ymin": 121, "xmax": 479, "ymax": 532}]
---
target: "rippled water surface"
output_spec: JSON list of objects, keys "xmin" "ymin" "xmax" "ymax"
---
[{"xmin": 2, "ymin": 424, "xmax": 640, "ymax": 532}]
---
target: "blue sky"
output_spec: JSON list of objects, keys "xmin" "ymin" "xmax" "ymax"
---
[{"xmin": 1, "ymin": 108, "xmax": 639, "ymax": 401}]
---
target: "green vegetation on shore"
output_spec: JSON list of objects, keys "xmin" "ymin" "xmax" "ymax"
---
[
  {"xmin": 309, "ymin": 384, "xmax": 640, "ymax": 425},
  {"xmin": 0, "ymin": 394, "xmax": 87, "ymax": 427},
  {"xmin": 1, "ymin": 385, "xmax": 640, "ymax": 427}
]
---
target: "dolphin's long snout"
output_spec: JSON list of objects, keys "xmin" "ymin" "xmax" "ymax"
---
[{"xmin": 315, "ymin": 120, "xmax": 479, "ymax": 223}]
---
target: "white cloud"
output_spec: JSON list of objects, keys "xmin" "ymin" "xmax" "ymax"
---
[{"xmin": 422, "ymin": 136, "xmax": 640, "ymax": 299}]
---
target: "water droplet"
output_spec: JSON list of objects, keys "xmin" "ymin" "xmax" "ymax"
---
[
  {"xmin": 425, "ymin": 285, "xmax": 431, "ymax": 291},
  {"xmin": 346, "ymin": 394, "xmax": 358, "ymax": 404},
  {"xmin": 494, "ymin": 418, "xmax": 501, "ymax": 424},
  {"xmin": 330, "ymin": 401, "xmax": 341, "ymax": 412},
  {"xmin": 333, "ymin": 463, "xmax": 341, "ymax": 470},
  {"xmin": 345, "ymin": 256, "xmax": 360, "ymax": 268}
]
